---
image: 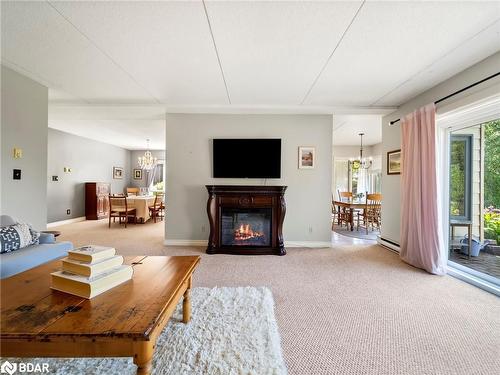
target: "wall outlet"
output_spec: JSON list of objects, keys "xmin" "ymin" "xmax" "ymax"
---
[
  {"xmin": 52, "ymin": 176, "xmax": 59, "ymax": 182},
  {"xmin": 66, "ymin": 209, "xmax": 71, "ymax": 215},
  {"xmin": 13, "ymin": 169, "xmax": 21, "ymax": 180}
]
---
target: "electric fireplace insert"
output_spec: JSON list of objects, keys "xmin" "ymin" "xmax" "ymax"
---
[{"xmin": 221, "ymin": 208, "xmax": 272, "ymax": 247}]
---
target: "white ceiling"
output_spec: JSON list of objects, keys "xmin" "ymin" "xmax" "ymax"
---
[
  {"xmin": 48, "ymin": 105, "xmax": 166, "ymax": 150},
  {"xmin": 2, "ymin": 1, "xmax": 500, "ymax": 148},
  {"xmin": 333, "ymin": 115, "xmax": 382, "ymax": 146}
]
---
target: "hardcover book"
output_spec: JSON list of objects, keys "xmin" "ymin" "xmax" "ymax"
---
[
  {"xmin": 51, "ymin": 265, "xmax": 133, "ymax": 299},
  {"xmin": 62, "ymin": 255, "xmax": 124, "ymax": 277},
  {"xmin": 68, "ymin": 245, "xmax": 116, "ymax": 264}
]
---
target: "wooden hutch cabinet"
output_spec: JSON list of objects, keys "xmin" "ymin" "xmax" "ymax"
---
[{"xmin": 85, "ymin": 182, "xmax": 111, "ymax": 220}]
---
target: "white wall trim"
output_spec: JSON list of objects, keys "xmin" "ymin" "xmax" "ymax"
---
[
  {"xmin": 285, "ymin": 241, "xmax": 332, "ymax": 248},
  {"xmin": 47, "ymin": 216, "xmax": 86, "ymax": 228},
  {"xmin": 163, "ymin": 239, "xmax": 332, "ymax": 248},
  {"xmin": 164, "ymin": 239, "xmax": 208, "ymax": 246}
]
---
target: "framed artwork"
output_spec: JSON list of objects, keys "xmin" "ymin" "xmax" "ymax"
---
[
  {"xmin": 113, "ymin": 166, "xmax": 123, "ymax": 179},
  {"xmin": 298, "ymin": 147, "xmax": 315, "ymax": 169},
  {"xmin": 133, "ymin": 169, "xmax": 142, "ymax": 180},
  {"xmin": 387, "ymin": 150, "xmax": 401, "ymax": 175}
]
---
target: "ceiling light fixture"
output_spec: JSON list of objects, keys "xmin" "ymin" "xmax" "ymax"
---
[
  {"xmin": 137, "ymin": 139, "xmax": 157, "ymax": 171},
  {"xmin": 349, "ymin": 133, "xmax": 372, "ymax": 170}
]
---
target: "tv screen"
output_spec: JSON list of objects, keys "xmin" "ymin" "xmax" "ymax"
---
[{"xmin": 213, "ymin": 139, "xmax": 281, "ymax": 178}]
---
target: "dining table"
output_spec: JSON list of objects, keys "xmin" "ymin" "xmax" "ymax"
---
[
  {"xmin": 333, "ymin": 200, "xmax": 367, "ymax": 231},
  {"xmin": 126, "ymin": 195, "xmax": 157, "ymax": 223}
]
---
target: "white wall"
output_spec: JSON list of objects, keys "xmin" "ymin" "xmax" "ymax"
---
[
  {"xmin": 165, "ymin": 113, "xmax": 333, "ymax": 245},
  {"xmin": 1, "ymin": 66, "xmax": 48, "ymax": 230},
  {"xmin": 381, "ymin": 51, "xmax": 500, "ymax": 244},
  {"xmin": 47, "ymin": 129, "xmax": 132, "ymax": 222}
]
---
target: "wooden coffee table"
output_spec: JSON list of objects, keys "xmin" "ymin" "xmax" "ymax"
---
[{"xmin": 0, "ymin": 255, "xmax": 200, "ymax": 374}]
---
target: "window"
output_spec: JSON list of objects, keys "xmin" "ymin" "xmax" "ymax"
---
[{"xmin": 449, "ymin": 134, "xmax": 472, "ymax": 221}]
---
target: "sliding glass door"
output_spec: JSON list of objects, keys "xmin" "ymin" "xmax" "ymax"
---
[{"xmin": 448, "ymin": 119, "xmax": 500, "ymax": 282}]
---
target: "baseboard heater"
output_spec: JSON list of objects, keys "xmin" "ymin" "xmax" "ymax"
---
[{"xmin": 377, "ymin": 237, "xmax": 400, "ymax": 253}]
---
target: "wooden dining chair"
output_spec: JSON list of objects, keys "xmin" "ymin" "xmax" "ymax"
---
[
  {"xmin": 148, "ymin": 192, "xmax": 165, "ymax": 223},
  {"xmin": 337, "ymin": 191, "xmax": 354, "ymax": 229},
  {"xmin": 126, "ymin": 187, "xmax": 139, "ymax": 196},
  {"xmin": 357, "ymin": 192, "xmax": 382, "ymax": 234},
  {"xmin": 109, "ymin": 195, "xmax": 137, "ymax": 228}
]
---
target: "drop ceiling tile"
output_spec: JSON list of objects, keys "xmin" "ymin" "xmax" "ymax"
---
[
  {"xmin": 374, "ymin": 19, "xmax": 500, "ymax": 106},
  {"xmin": 48, "ymin": 1, "xmax": 228, "ymax": 105},
  {"xmin": 1, "ymin": 1, "xmax": 155, "ymax": 103},
  {"xmin": 306, "ymin": 1, "xmax": 500, "ymax": 107},
  {"xmin": 333, "ymin": 114, "xmax": 382, "ymax": 146},
  {"xmin": 204, "ymin": 0, "xmax": 363, "ymax": 105}
]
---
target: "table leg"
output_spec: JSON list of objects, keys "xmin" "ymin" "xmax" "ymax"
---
[
  {"xmin": 134, "ymin": 342, "xmax": 154, "ymax": 375},
  {"xmin": 468, "ymin": 224, "xmax": 472, "ymax": 260},
  {"xmin": 337, "ymin": 206, "xmax": 341, "ymax": 226},
  {"xmin": 182, "ymin": 276, "xmax": 192, "ymax": 324}
]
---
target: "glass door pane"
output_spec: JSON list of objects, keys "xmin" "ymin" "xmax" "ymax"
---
[{"xmin": 448, "ymin": 120, "xmax": 500, "ymax": 282}]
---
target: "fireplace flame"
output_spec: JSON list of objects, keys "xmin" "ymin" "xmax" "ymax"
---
[{"xmin": 234, "ymin": 223, "xmax": 264, "ymax": 241}]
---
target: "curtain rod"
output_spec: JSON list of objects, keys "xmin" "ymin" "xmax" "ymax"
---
[{"xmin": 389, "ymin": 71, "xmax": 500, "ymax": 125}]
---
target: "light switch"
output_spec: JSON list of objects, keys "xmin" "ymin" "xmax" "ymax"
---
[{"xmin": 13, "ymin": 148, "xmax": 22, "ymax": 159}]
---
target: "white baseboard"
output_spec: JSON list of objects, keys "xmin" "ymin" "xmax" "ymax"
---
[
  {"xmin": 164, "ymin": 239, "xmax": 208, "ymax": 246},
  {"xmin": 285, "ymin": 241, "xmax": 332, "ymax": 248},
  {"xmin": 47, "ymin": 216, "xmax": 86, "ymax": 228},
  {"xmin": 163, "ymin": 239, "xmax": 332, "ymax": 248}
]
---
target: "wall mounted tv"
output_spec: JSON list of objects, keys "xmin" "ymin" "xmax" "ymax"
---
[{"xmin": 213, "ymin": 139, "xmax": 281, "ymax": 178}]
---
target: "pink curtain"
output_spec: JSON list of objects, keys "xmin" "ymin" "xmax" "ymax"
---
[{"xmin": 400, "ymin": 103, "xmax": 446, "ymax": 275}]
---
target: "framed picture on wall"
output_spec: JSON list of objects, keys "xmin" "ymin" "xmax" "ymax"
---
[
  {"xmin": 113, "ymin": 166, "xmax": 123, "ymax": 179},
  {"xmin": 387, "ymin": 150, "xmax": 401, "ymax": 175},
  {"xmin": 298, "ymin": 146, "xmax": 315, "ymax": 169},
  {"xmin": 133, "ymin": 169, "xmax": 142, "ymax": 180}
]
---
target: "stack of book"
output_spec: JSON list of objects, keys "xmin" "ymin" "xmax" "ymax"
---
[{"xmin": 51, "ymin": 245, "xmax": 133, "ymax": 299}]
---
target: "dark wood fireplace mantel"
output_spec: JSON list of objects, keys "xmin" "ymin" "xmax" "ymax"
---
[{"xmin": 206, "ymin": 185, "xmax": 287, "ymax": 255}]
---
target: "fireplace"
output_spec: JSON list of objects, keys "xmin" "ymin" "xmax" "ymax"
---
[
  {"xmin": 206, "ymin": 185, "xmax": 287, "ymax": 255},
  {"xmin": 221, "ymin": 208, "xmax": 272, "ymax": 247}
]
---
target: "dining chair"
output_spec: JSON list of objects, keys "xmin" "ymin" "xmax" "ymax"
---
[
  {"xmin": 337, "ymin": 191, "xmax": 354, "ymax": 229},
  {"xmin": 126, "ymin": 187, "xmax": 139, "ymax": 196},
  {"xmin": 357, "ymin": 192, "xmax": 382, "ymax": 234},
  {"xmin": 108, "ymin": 195, "xmax": 137, "ymax": 228},
  {"xmin": 331, "ymin": 193, "xmax": 338, "ymax": 229},
  {"xmin": 148, "ymin": 192, "xmax": 165, "ymax": 223}
]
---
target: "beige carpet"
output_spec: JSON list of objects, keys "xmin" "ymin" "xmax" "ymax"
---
[{"xmin": 53, "ymin": 219, "xmax": 500, "ymax": 375}]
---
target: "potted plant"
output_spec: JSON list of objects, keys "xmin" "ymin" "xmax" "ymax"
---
[{"xmin": 484, "ymin": 206, "xmax": 500, "ymax": 255}]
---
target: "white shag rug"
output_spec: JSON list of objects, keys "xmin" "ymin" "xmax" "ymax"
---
[{"xmin": 4, "ymin": 287, "xmax": 287, "ymax": 375}]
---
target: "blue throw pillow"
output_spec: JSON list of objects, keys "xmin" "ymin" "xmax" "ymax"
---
[{"xmin": 0, "ymin": 223, "xmax": 39, "ymax": 254}]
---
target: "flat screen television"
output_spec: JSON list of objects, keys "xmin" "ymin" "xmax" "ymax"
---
[{"xmin": 213, "ymin": 139, "xmax": 281, "ymax": 178}]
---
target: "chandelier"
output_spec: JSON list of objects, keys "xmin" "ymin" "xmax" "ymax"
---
[
  {"xmin": 137, "ymin": 139, "xmax": 157, "ymax": 171},
  {"xmin": 349, "ymin": 133, "xmax": 372, "ymax": 170}
]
